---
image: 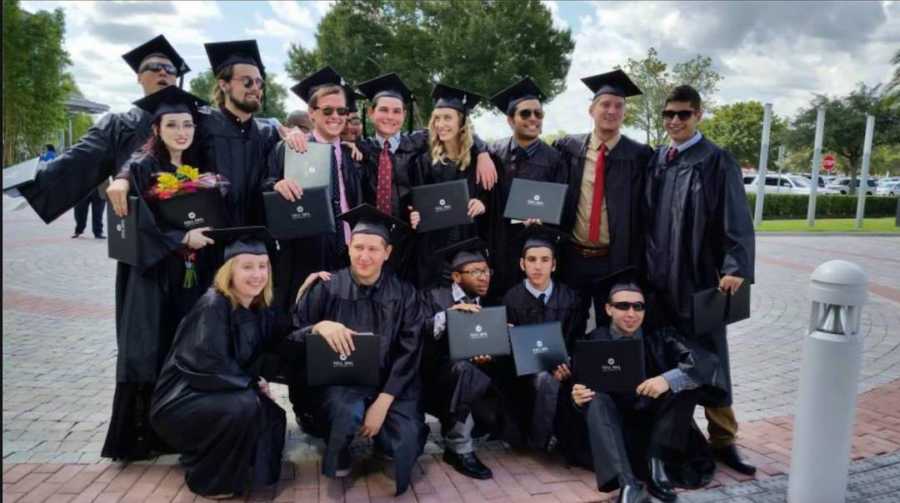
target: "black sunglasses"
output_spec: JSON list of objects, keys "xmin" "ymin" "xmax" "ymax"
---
[
  {"xmin": 139, "ymin": 62, "xmax": 177, "ymax": 75},
  {"xmin": 661, "ymin": 110, "xmax": 695, "ymax": 121},
  {"xmin": 609, "ymin": 301, "xmax": 645, "ymax": 312},
  {"xmin": 517, "ymin": 108, "xmax": 545, "ymax": 120},
  {"xmin": 232, "ymin": 76, "xmax": 265, "ymax": 90},
  {"xmin": 315, "ymin": 106, "xmax": 350, "ymax": 117}
]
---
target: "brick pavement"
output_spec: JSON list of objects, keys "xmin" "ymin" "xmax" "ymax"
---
[{"xmin": 4, "ymin": 195, "xmax": 900, "ymax": 501}]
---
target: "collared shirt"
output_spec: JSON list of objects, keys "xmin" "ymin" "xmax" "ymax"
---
[
  {"xmin": 433, "ymin": 283, "xmax": 479, "ymax": 338},
  {"xmin": 512, "ymin": 137, "xmax": 541, "ymax": 159},
  {"xmin": 573, "ymin": 130, "xmax": 620, "ymax": 247},
  {"xmin": 670, "ymin": 131, "xmax": 703, "ymax": 154},
  {"xmin": 608, "ymin": 323, "xmax": 698, "ymax": 394},
  {"xmin": 221, "ymin": 106, "xmax": 253, "ymax": 136},
  {"xmin": 313, "ymin": 130, "xmax": 351, "ymax": 243},
  {"xmin": 524, "ymin": 279, "xmax": 553, "ymax": 304},
  {"xmin": 375, "ymin": 132, "xmax": 402, "ymax": 154}
]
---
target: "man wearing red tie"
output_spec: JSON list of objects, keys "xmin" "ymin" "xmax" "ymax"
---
[{"xmin": 553, "ymin": 70, "xmax": 653, "ymax": 324}]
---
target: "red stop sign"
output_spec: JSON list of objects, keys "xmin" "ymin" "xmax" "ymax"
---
[{"xmin": 822, "ymin": 154, "xmax": 836, "ymax": 172}]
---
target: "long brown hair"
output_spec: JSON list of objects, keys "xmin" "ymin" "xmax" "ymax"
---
[
  {"xmin": 428, "ymin": 108, "xmax": 474, "ymax": 171},
  {"xmin": 139, "ymin": 113, "xmax": 201, "ymax": 168}
]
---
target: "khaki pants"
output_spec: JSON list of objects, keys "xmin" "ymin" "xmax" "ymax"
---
[{"xmin": 705, "ymin": 405, "xmax": 738, "ymax": 449}]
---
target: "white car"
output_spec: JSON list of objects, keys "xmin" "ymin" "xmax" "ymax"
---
[
  {"xmin": 876, "ymin": 181, "xmax": 900, "ymax": 197},
  {"xmin": 877, "ymin": 177, "xmax": 900, "ymax": 188},
  {"xmin": 824, "ymin": 177, "xmax": 877, "ymax": 195},
  {"xmin": 744, "ymin": 174, "xmax": 837, "ymax": 195}
]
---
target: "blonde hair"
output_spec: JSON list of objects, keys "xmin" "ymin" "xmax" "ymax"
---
[
  {"xmin": 309, "ymin": 85, "xmax": 346, "ymax": 110},
  {"xmin": 213, "ymin": 255, "xmax": 273, "ymax": 310},
  {"xmin": 428, "ymin": 108, "xmax": 474, "ymax": 171},
  {"xmin": 212, "ymin": 66, "xmax": 234, "ymax": 109}
]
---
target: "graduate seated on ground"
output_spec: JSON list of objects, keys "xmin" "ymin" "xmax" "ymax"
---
[
  {"xmin": 501, "ymin": 226, "xmax": 588, "ymax": 451},
  {"xmin": 150, "ymin": 228, "xmax": 286, "ymax": 499},
  {"xmin": 565, "ymin": 278, "xmax": 720, "ymax": 503},
  {"xmin": 289, "ymin": 204, "xmax": 427, "ymax": 496},
  {"xmin": 419, "ymin": 238, "xmax": 505, "ymax": 480}
]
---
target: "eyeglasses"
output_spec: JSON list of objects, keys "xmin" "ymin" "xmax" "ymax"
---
[
  {"xmin": 517, "ymin": 108, "xmax": 544, "ymax": 120},
  {"xmin": 314, "ymin": 106, "xmax": 350, "ymax": 117},
  {"xmin": 609, "ymin": 301, "xmax": 645, "ymax": 312},
  {"xmin": 139, "ymin": 62, "xmax": 177, "ymax": 75},
  {"xmin": 460, "ymin": 268, "xmax": 492, "ymax": 279},
  {"xmin": 232, "ymin": 76, "xmax": 265, "ymax": 90},
  {"xmin": 661, "ymin": 110, "xmax": 695, "ymax": 121}
]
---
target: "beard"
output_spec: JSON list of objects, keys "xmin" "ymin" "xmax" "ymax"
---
[{"xmin": 230, "ymin": 90, "xmax": 261, "ymax": 114}]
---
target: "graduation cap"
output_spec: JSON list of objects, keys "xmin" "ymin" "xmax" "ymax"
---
[
  {"xmin": 204, "ymin": 40, "xmax": 265, "ymax": 78},
  {"xmin": 122, "ymin": 34, "xmax": 190, "ymax": 76},
  {"xmin": 431, "ymin": 83, "xmax": 482, "ymax": 114},
  {"xmin": 603, "ymin": 267, "xmax": 646, "ymax": 300},
  {"xmin": 337, "ymin": 204, "xmax": 409, "ymax": 243},
  {"xmin": 519, "ymin": 225, "xmax": 568, "ymax": 258},
  {"xmin": 291, "ymin": 66, "xmax": 347, "ymax": 103},
  {"xmin": 491, "ymin": 77, "xmax": 546, "ymax": 116},
  {"xmin": 202, "ymin": 226, "xmax": 273, "ymax": 261},
  {"xmin": 357, "ymin": 73, "xmax": 414, "ymax": 104},
  {"xmin": 437, "ymin": 237, "xmax": 490, "ymax": 271},
  {"xmin": 581, "ymin": 69, "xmax": 642, "ymax": 99},
  {"xmin": 345, "ymin": 86, "xmax": 366, "ymax": 114},
  {"xmin": 133, "ymin": 86, "xmax": 209, "ymax": 122}
]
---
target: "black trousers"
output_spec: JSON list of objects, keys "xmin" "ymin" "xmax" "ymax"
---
[
  {"xmin": 74, "ymin": 189, "xmax": 105, "ymax": 236},
  {"xmin": 560, "ymin": 244, "xmax": 612, "ymax": 326}
]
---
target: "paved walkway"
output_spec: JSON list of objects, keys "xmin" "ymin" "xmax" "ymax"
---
[{"xmin": 4, "ymin": 195, "xmax": 900, "ymax": 501}]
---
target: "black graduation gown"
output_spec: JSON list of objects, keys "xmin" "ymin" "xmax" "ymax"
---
[
  {"xmin": 644, "ymin": 137, "xmax": 755, "ymax": 406},
  {"xmin": 501, "ymin": 281, "xmax": 587, "ymax": 447},
  {"xmin": 486, "ymin": 138, "xmax": 566, "ymax": 300},
  {"xmin": 553, "ymin": 134, "xmax": 652, "ymax": 275},
  {"xmin": 559, "ymin": 326, "xmax": 720, "ymax": 491},
  {"xmin": 290, "ymin": 268, "xmax": 426, "ymax": 494},
  {"xmin": 150, "ymin": 290, "xmax": 286, "ymax": 497},
  {"xmin": 19, "ymin": 107, "xmax": 152, "ymax": 223},
  {"xmin": 101, "ymin": 154, "xmax": 216, "ymax": 461},
  {"xmin": 410, "ymin": 147, "xmax": 488, "ymax": 289}
]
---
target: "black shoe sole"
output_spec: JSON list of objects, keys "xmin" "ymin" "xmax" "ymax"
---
[{"xmin": 646, "ymin": 485, "xmax": 677, "ymax": 502}]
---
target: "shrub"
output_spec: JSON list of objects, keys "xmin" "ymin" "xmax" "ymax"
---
[{"xmin": 745, "ymin": 193, "xmax": 899, "ymax": 219}]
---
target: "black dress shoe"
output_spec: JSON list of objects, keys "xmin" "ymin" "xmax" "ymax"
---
[
  {"xmin": 442, "ymin": 450, "xmax": 493, "ymax": 480},
  {"xmin": 95, "ymin": 234, "xmax": 106, "ymax": 239},
  {"xmin": 71, "ymin": 233, "xmax": 81, "ymax": 238},
  {"xmin": 647, "ymin": 457, "xmax": 677, "ymax": 502},
  {"xmin": 617, "ymin": 482, "xmax": 651, "ymax": 503},
  {"xmin": 713, "ymin": 444, "xmax": 757, "ymax": 475}
]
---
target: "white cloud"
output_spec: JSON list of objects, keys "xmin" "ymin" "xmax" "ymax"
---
[{"xmin": 540, "ymin": 0, "xmax": 568, "ymax": 30}]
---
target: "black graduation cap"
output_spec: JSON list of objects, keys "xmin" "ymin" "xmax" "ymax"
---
[
  {"xmin": 581, "ymin": 69, "xmax": 642, "ymax": 99},
  {"xmin": 431, "ymin": 83, "xmax": 482, "ymax": 114},
  {"xmin": 345, "ymin": 86, "xmax": 366, "ymax": 114},
  {"xmin": 122, "ymin": 34, "xmax": 190, "ymax": 76},
  {"xmin": 491, "ymin": 77, "xmax": 546, "ymax": 116},
  {"xmin": 202, "ymin": 226, "xmax": 273, "ymax": 261},
  {"xmin": 518, "ymin": 225, "xmax": 568, "ymax": 258},
  {"xmin": 603, "ymin": 267, "xmax": 646, "ymax": 300},
  {"xmin": 291, "ymin": 66, "xmax": 346, "ymax": 103},
  {"xmin": 133, "ymin": 86, "xmax": 209, "ymax": 122},
  {"xmin": 204, "ymin": 40, "xmax": 265, "ymax": 77},
  {"xmin": 437, "ymin": 237, "xmax": 490, "ymax": 271},
  {"xmin": 337, "ymin": 204, "xmax": 409, "ymax": 243},
  {"xmin": 357, "ymin": 73, "xmax": 414, "ymax": 104}
]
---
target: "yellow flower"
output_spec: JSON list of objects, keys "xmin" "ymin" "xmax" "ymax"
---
[
  {"xmin": 156, "ymin": 172, "xmax": 181, "ymax": 191},
  {"xmin": 176, "ymin": 165, "xmax": 200, "ymax": 181}
]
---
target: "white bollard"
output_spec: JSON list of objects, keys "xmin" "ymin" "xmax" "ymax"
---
[{"xmin": 788, "ymin": 260, "xmax": 868, "ymax": 503}]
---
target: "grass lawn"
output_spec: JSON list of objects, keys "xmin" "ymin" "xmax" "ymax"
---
[{"xmin": 757, "ymin": 217, "xmax": 899, "ymax": 233}]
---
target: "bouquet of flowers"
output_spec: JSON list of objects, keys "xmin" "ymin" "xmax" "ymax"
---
[{"xmin": 146, "ymin": 165, "xmax": 229, "ymax": 200}]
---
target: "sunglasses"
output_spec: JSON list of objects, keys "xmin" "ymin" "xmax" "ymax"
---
[
  {"xmin": 661, "ymin": 110, "xmax": 695, "ymax": 121},
  {"xmin": 314, "ymin": 106, "xmax": 350, "ymax": 117},
  {"xmin": 232, "ymin": 76, "xmax": 265, "ymax": 90},
  {"xmin": 517, "ymin": 108, "xmax": 545, "ymax": 120},
  {"xmin": 139, "ymin": 62, "xmax": 177, "ymax": 75},
  {"xmin": 609, "ymin": 301, "xmax": 646, "ymax": 312}
]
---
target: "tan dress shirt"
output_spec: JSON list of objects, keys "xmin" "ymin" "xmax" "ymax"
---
[{"xmin": 573, "ymin": 131, "xmax": 621, "ymax": 248}]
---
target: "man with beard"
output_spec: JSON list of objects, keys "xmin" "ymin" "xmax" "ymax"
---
[
  {"xmin": 553, "ymin": 70, "xmax": 653, "ymax": 326},
  {"xmin": 485, "ymin": 77, "xmax": 565, "ymax": 301},
  {"xmin": 644, "ymin": 85, "xmax": 756, "ymax": 476},
  {"xmin": 340, "ymin": 87, "xmax": 365, "ymax": 143},
  {"xmin": 17, "ymin": 35, "xmax": 187, "ymax": 224}
]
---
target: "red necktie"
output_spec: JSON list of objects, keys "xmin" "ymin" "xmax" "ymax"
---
[
  {"xmin": 666, "ymin": 146, "xmax": 678, "ymax": 163},
  {"xmin": 376, "ymin": 140, "xmax": 393, "ymax": 215},
  {"xmin": 588, "ymin": 143, "xmax": 607, "ymax": 243}
]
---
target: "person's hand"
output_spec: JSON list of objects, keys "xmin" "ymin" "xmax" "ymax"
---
[
  {"xmin": 279, "ymin": 125, "xmax": 308, "ymax": 153},
  {"xmin": 343, "ymin": 141, "xmax": 363, "ymax": 161},
  {"xmin": 524, "ymin": 218, "xmax": 542, "ymax": 227},
  {"xmin": 107, "ymin": 178, "xmax": 130, "ymax": 217},
  {"xmin": 183, "ymin": 227, "xmax": 215, "ymax": 250},
  {"xmin": 719, "ymin": 275, "xmax": 744, "ymax": 295},
  {"xmin": 408, "ymin": 207, "xmax": 421, "ymax": 230},
  {"xmin": 257, "ymin": 377, "xmax": 274, "ymax": 400},
  {"xmin": 448, "ymin": 303, "xmax": 481, "ymax": 314},
  {"xmin": 296, "ymin": 271, "xmax": 331, "ymax": 302},
  {"xmin": 467, "ymin": 198, "xmax": 486, "ymax": 218},
  {"xmin": 274, "ymin": 178, "xmax": 303, "ymax": 202},
  {"xmin": 313, "ymin": 321, "xmax": 356, "ymax": 356},
  {"xmin": 475, "ymin": 152, "xmax": 497, "ymax": 190},
  {"xmin": 471, "ymin": 354, "xmax": 492, "ymax": 365},
  {"xmin": 636, "ymin": 376, "xmax": 670, "ymax": 398},
  {"xmin": 359, "ymin": 393, "xmax": 393, "ymax": 439},
  {"xmin": 572, "ymin": 384, "xmax": 595, "ymax": 406},
  {"xmin": 552, "ymin": 363, "xmax": 572, "ymax": 382}
]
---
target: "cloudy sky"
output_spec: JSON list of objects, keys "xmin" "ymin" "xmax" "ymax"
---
[{"xmin": 20, "ymin": 0, "xmax": 900, "ymax": 139}]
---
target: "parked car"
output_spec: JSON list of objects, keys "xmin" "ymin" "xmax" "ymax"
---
[
  {"xmin": 824, "ymin": 177, "xmax": 877, "ymax": 195},
  {"xmin": 877, "ymin": 177, "xmax": 900, "ymax": 188},
  {"xmin": 744, "ymin": 174, "xmax": 837, "ymax": 195},
  {"xmin": 875, "ymin": 181, "xmax": 900, "ymax": 197}
]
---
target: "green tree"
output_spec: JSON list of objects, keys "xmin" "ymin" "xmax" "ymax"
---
[
  {"xmin": 700, "ymin": 101, "xmax": 788, "ymax": 168},
  {"xmin": 286, "ymin": 0, "xmax": 574, "ymax": 127},
  {"xmin": 618, "ymin": 48, "xmax": 723, "ymax": 147},
  {"xmin": 189, "ymin": 69, "xmax": 288, "ymax": 122},
  {"xmin": 888, "ymin": 49, "xmax": 900, "ymax": 95},
  {"xmin": 3, "ymin": 0, "xmax": 72, "ymax": 165}
]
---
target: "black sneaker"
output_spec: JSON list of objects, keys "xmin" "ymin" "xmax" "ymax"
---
[{"xmin": 442, "ymin": 450, "xmax": 493, "ymax": 480}]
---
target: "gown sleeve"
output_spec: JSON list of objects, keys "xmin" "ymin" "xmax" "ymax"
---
[
  {"xmin": 289, "ymin": 280, "xmax": 331, "ymax": 342},
  {"xmin": 126, "ymin": 157, "xmax": 188, "ymax": 272},
  {"xmin": 382, "ymin": 283, "xmax": 425, "ymax": 398},
  {"xmin": 717, "ymin": 150, "xmax": 756, "ymax": 282},
  {"xmin": 261, "ymin": 140, "xmax": 287, "ymax": 192}
]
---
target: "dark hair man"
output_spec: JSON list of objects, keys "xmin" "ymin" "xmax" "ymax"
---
[
  {"xmin": 643, "ymin": 84, "xmax": 756, "ymax": 475},
  {"xmin": 286, "ymin": 110, "xmax": 313, "ymax": 133}
]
